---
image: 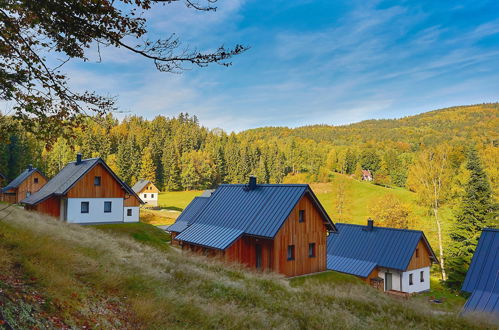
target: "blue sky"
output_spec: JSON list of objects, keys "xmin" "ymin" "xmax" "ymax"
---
[{"xmin": 66, "ymin": 0, "xmax": 499, "ymax": 131}]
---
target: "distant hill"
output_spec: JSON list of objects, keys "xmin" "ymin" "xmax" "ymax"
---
[{"xmin": 240, "ymin": 103, "xmax": 499, "ymax": 147}]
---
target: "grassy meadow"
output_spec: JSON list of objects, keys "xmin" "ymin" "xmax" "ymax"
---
[{"xmin": 0, "ymin": 207, "xmax": 493, "ymax": 329}]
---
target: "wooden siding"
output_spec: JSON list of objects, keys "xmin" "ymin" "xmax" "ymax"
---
[
  {"xmin": 139, "ymin": 182, "xmax": 159, "ymax": 194},
  {"xmin": 124, "ymin": 194, "xmax": 141, "ymax": 207},
  {"xmin": 364, "ymin": 268, "xmax": 379, "ymax": 283},
  {"xmin": 67, "ymin": 164, "xmax": 125, "ymax": 198},
  {"xmin": 407, "ymin": 239, "xmax": 433, "ymax": 270},
  {"xmin": 1, "ymin": 191, "xmax": 17, "ymax": 204},
  {"xmin": 15, "ymin": 172, "xmax": 47, "ymax": 203},
  {"xmin": 32, "ymin": 197, "xmax": 60, "ymax": 218},
  {"xmin": 272, "ymin": 194, "xmax": 328, "ymax": 277},
  {"xmin": 224, "ymin": 236, "xmax": 274, "ymax": 271}
]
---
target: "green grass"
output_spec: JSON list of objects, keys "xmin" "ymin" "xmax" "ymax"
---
[
  {"xmin": 0, "ymin": 207, "xmax": 493, "ymax": 329},
  {"xmin": 91, "ymin": 222, "xmax": 171, "ymax": 250},
  {"xmin": 414, "ymin": 277, "xmax": 467, "ymax": 312},
  {"xmin": 158, "ymin": 190, "xmax": 204, "ymax": 210}
]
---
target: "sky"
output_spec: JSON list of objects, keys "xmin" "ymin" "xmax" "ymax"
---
[{"xmin": 56, "ymin": 0, "xmax": 499, "ymax": 131}]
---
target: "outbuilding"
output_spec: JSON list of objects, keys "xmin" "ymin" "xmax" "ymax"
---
[
  {"xmin": 1, "ymin": 165, "xmax": 47, "ymax": 204},
  {"xmin": 22, "ymin": 154, "xmax": 143, "ymax": 224}
]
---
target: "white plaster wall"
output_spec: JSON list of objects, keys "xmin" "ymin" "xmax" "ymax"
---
[
  {"xmin": 401, "ymin": 267, "xmax": 430, "ymax": 293},
  {"xmin": 124, "ymin": 206, "xmax": 140, "ymax": 222},
  {"xmin": 67, "ymin": 198, "xmax": 123, "ymax": 223},
  {"xmin": 378, "ymin": 269, "xmax": 402, "ymax": 291},
  {"xmin": 141, "ymin": 193, "xmax": 158, "ymax": 206}
]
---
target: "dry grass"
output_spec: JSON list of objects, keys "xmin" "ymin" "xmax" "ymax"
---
[
  {"xmin": 140, "ymin": 208, "xmax": 178, "ymax": 226},
  {"xmin": 0, "ymin": 207, "xmax": 495, "ymax": 329}
]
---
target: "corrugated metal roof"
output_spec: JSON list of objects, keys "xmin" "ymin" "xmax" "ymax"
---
[
  {"xmin": 175, "ymin": 223, "xmax": 243, "ymax": 250},
  {"xmin": 327, "ymin": 223, "xmax": 436, "ymax": 272},
  {"xmin": 21, "ymin": 158, "xmax": 142, "ymax": 205},
  {"xmin": 131, "ymin": 179, "xmax": 150, "ymax": 193},
  {"xmin": 327, "ymin": 256, "xmax": 377, "ymax": 277},
  {"xmin": 167, "ymin": 196, "xmax": 210, "ymax": 233},
  {"xmin": 461, "ymin": 228, "xmax": 499, "ymax": 318},
  {"xmin": 1, "ymin": 167, "xmax": 45, "ymax": 193},
  {"xmin": 172, "ymin": 183, "xmax": 336, "ymax": 249}
]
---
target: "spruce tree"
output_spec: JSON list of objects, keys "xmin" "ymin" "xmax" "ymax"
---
[
  {"xmin": 446, "ymin": 147, "xmax": 497, "ymax": 289},
  {"xmin": 139, "ymin": 146, "xmax": 157, "ymax": 182}
]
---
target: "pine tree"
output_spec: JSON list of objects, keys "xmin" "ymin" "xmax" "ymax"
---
[
  {"xmin": 446, "ymin": 147, "xmax": 497, "ymax": 289},
  {"xmin": 139, "ymin": 146, "xmax": 157, "ymax": 182}
]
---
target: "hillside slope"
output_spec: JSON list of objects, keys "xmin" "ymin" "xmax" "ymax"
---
[{"xmin": 0, "ymin": 207, "xmax": 494, "ymax": 329}]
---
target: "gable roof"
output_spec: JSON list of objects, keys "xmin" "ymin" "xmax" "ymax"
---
[
  {"xmin": 461, "ymin": 228, "xmax": 499, "ymax": 317},
  {"xmin": 1, "ymin": 167, "xmax": 46, "ymax": 193},
  {"xmin": 327, "ymin": 223, "xmax": 438, "ymax": 275},
  {"xmin": 173, "ymin": 184, "xmax": 336, "ymax": 250},
  {"xmin": 21, "ymin": 158, "xmax": 142, "ymax": 205},
  {"xmin": 132, "ymin": 179, "xmax": 157, "ymax": 193},
  {"xmin": 167, "ymin": 196, "xmax": 211, "ymax": 233}
]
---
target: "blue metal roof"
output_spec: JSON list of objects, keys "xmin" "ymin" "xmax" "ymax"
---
[
  {"xmin": 327, "ymin": 256, "xmax": 377, "ymax": 277},
  {"xmin": 175, "ymin": 223, "xmax": 243, "ymax": 250},
  {"xmin": 167, "ymin": 196, "xmax": 210, "ymax": 233},
  {"xmin": 171, "ymin": 183, "xmax": 336, "ymax": 250},
  {"xmin": 1, "ymin": 167, "xmax": 45, "ymax": 193},
  {"xmin": 327, "ymin": 223, "xmax": 437, "ymax": 273},
  {"xmin": 461, "ymin": 228, "xmax": 499, "ymax": 318}
]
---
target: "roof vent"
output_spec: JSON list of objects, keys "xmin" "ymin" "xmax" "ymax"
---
[
  {"xmin": 76, "ymin": 153, "xmax": 82, "ymax": 165},
  {"xmin": 28, "ymin": 164, "xmax": 33, "ymax": 171},
  {"xmin": 364, "ymin": 218, "xmax": 374, "ymax": 231},
  {"xmin": 248, "ymin": 176, "xmax": 257, "ymax": 190}
]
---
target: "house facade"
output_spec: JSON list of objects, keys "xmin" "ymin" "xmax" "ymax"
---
[
  {"xmin": 1, "ymin": 165, "xmax": 47, "ymax": 204},
  {"xmin": 132, "ymin": 179, "xmax": 159, "ymax": 207},
  {"xmin": 168, "ymin": 177, "xmax": 337, "ymax": 277},
  {"xmin": 327, "ymin": 220, "xmax": 437, "ymax": 294},
  {"xmin": 461, "ymin": 228, "xmax": 499, "ymax": 319},
  {"xmin": 22, "ymin": 155, "xmax": 143, "ymax": 224}
]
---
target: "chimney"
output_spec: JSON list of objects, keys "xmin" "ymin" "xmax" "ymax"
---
[
  {"xmin": 76, "ymin": 153, "xmax": 82, "ymax": 165},
  {"xmin": 28, "ymin": 164, "xmax": 33, "ymax": 171},
  {"xmin": 366, "ymin": 218, "xmax": 374, "ymax": 231},
  {"xmin": 248, "ymin": 176, "xmax": 257, "ymax": 190}
]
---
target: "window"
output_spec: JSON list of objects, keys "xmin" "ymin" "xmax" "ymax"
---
[
  {"xmin": 34, "ymin": 177, "xmax": 38, "ymax": 184},
  {"xmin": 420, "ymin": 271, "xmax": 424, "ymax": 282},
  {"xmin": 409, "ymin": 273, "xmax": 413, "ymax": 285},
  {"xmin": 298, "ymin": 210, "xmax": 305, "ymax": 223},
  {"xmin": 415, "ymin": 248, "xmax": 419, "ymax": 258},
  {"xmin": 104, "ymin": 201, "xmax": 112, "ymax": 213},
  {"xmin": 94, "ymin": 176, "xmax": 101, "ymax": 186},
  {"xmin": 81, "ymin": 202, "xmax": 89, "ymax": 214},
  {"xmin": 150, "ymin": 193, "xmax": 154, "ymax": 198},
  {"xmin": 144, "ymin": 194, "xmax": 147, "ymax": 199},
  {"xmin": 287, "ymin": 245, "xmax": 295, "ymax": 261},
  {"xmin": 308, "ymin": 243, "xmax": 316, "ymax": 258},
  {"xmin": 127, "ymin": 209, "xmax": 132, "ymax": 216}
]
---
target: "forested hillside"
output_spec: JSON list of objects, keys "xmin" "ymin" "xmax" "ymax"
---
[{"xmin": 1, "ymin": 103, "xmax": 497, "ymax": 196}]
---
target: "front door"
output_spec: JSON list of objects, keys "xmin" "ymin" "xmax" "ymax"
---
[
  {"xmin": 255, "ymin": 244, "xmax": 262, "ymax": 269},
  {"xmin": 385, "ymin": 273, "xmax": 392, "ymax": 291}
]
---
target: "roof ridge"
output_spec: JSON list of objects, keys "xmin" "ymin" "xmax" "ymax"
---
[{"xmin": 336, "ymin": 222, "xmax": 424, "ymax": 234}]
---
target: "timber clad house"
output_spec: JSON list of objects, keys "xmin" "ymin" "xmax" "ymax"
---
[
  {"xmin": 132, "ymin": 179, "xmax": 159, "ymax": 207},
  {"xmin": 327, "ymin": 220, "xmax": 438, "ymax": 294},
  {"xmin": 168, "ymin": 177, "xmax": 337, "ymax": 277},
  {"xmin": 1, "ymin": 165, "xmax": 47, "ymax": 204},
  {"xmin": 461, "ymin": 228, "xmax": 499, "ymax": 318},
  {"xmin": 22, "ymin": 154, "xmax": 143, "ymax": 224}
]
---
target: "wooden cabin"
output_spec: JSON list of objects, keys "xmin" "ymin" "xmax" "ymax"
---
[
  {"xmin": 1, "ymin": 165, "xmax": 47, "ymax": 204},
  {"xmin": 327, "ymin": 220, "xmax": 438, "ymax": 294},
  {"xmin": 132, "ymin": 179, "xmax": 159, "ymax": 207},
  {"xmin": 22, "ymin": 154, "xmax": 143, "ymax": 224},
  {"xmin": 461, "ymin": 228, "xmax": 499, "ymax": 318},
  {"xmin": 168, "ymin": 177, "xmax": 337, "ymax": 277}
]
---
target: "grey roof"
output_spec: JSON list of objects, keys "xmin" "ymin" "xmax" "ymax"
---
[
  {"xmin": 461, "ymin": 228, "xmax": 499, "ymax": 318},
  {"xmin": 132, "ymin": 179, "xmax": 151, "ymax": 193},
  {"xmin": 167, "ymin": 196, "xmax": 211, "ymax": 233},
  {"xmin": 174, "ymin": 184, "xmax": 336, "ymax": 250},
  {"xmin": 327, "ymin": 223, "xmax": 438, "ymax": 274},
  {"xmin": 21, "ymin": 158, "xmax": 142, "ymax": 205},
  {"xmin": 1, "ymin": 167, "xmax": 46, "ymax": 193}
]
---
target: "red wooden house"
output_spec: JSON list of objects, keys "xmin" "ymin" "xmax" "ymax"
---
[
  {"xmin": 1, "ymin": 165, "xmax": 47, "ymax": 204},
  {"xmin": 168, "ymin": 177, "xmax": 337, "ymax": 277}
]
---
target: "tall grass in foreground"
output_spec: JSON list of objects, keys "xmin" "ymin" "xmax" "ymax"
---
[{"xmin": 0, "ymin": 208, "xmax": 494, "ymax": 329}]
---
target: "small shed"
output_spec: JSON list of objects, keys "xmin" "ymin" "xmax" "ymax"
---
[
  {"xmin": 132, "ymin": 179, "xmax": 159, "ymax": 207},
  {"xmin": 1, "ymin": 165, "xmax": 47, "ymax": 204},
  {"xmin": 461, "ymin": 228, "xmax": 499, "ymax": 319}
]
